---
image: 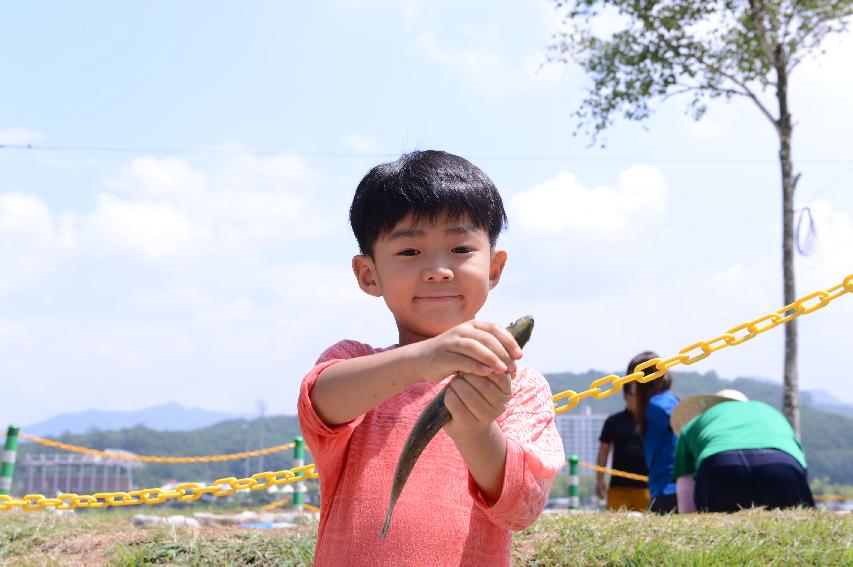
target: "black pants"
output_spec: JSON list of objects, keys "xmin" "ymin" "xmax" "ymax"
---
[
  {"xmin": 648, "ymin": 492, "xmax": 677, "ymax": 514},
  {"xmin": 695, "ymin": 449, "xmax": 815, "ymax": 512}
]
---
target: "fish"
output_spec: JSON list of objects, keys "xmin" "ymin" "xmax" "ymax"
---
[{"xmin": 380, "ymin": 315, "xmax": 534, "ymax": 539}]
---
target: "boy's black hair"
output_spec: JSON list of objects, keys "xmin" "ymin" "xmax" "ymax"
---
[{"xmin": 349, "ymin": 150, "xmax": 508, "ymax": 256}]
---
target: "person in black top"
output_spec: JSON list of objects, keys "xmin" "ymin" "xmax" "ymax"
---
[{"xmin": 596, "ymin": 381, "xmax": 650, "ymax": 511}]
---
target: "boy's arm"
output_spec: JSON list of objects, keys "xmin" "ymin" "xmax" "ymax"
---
[
  {"xmin": 311, "ymin": 320, "xmax": 521, "ymax": 426},
  {"xmin": 442, "ymin": 368, "xmax": 517, "ymax": 503},
  {"xmin": 455, "ymin": 367, "xmax": 565, "ymax": 530},
  {"xmin": 452, "ymin": 422, "xmax": 507, "ymax": 504},
  {"xmin": 309, "ymin": 345, "xmax": 422, "ymax": 426}
]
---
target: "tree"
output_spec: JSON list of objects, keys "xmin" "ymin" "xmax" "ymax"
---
[{"xmin": 549, "ymin": 0, "xmax": 853, "ymax": 436}]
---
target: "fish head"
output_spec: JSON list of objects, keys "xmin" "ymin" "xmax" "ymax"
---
[{"xmin": 507, "ymin": 315, "xmax": 534, "ymax": 349}]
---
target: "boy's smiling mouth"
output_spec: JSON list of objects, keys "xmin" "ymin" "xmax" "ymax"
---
[{"xmin": 414, "ymin": 294, "xmax": 462, "ymax": 302}]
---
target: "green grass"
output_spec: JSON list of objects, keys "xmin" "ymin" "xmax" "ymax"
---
[
  {"xmin": 109, "ymin": 529, "xmax": 316, "ymax": 567},
  {"xmin": 515, "ymin": 509, "xmax": 852, "ymax": 566},
  {"xmin": 1, "ymin": 508, "xmax": 850, "ymax": 566}
]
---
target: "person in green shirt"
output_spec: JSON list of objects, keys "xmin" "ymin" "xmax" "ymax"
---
[{"xmin": 670, "ymin": 389, "xmax": 814, "ymax": 513}]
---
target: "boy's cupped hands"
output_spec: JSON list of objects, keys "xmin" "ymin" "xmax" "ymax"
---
[
  {"xmin": 411, "ymin": 319, "xmax": 523, "ymax": 383},
  {"xmin": 411, "ymin": 320, "xmax": 523, "ymax": 438}
]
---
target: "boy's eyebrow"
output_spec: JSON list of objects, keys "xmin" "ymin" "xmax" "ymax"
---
[
  {"xmin": 385, "ymin": 228, "xmax": 426, "ymax": 241},
  {"xmin": 444, "ymin": 224, "xmax": 478, "ymax": 235},
  {"xmin": 385, "ymin": 224, "xmax": 478, "ymax": 241}
]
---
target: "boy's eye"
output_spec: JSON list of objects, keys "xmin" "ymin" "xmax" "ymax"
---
[
  {"xmin": 398, "ymin": 249, "xmax": 420, "ymax": 256},
  {"xmin": 452, "ymin": 246, "xmax": 474, "ymax": 254}
]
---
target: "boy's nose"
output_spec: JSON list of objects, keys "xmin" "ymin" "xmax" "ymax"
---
[{"xmin": 423, "ymin": 265, "xmax": 454, "ymax": 282}]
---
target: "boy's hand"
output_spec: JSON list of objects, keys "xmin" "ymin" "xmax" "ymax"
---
[
  {"xmin": 412, "ymin": 320, "xmax": 523, "ymax": 384},
  {"xmin": 442, "ymin": 370, "xmax": 512, "ymax": 442}
]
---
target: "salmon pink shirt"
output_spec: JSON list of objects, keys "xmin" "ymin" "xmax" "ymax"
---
[{"xmin": 298, "ymin": 340, "xmax": 565, "ymax": 567}]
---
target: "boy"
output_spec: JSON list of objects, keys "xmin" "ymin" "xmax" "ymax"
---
[{"xmin": 297, "ymin": 150, "xmax": 565, "ymax": 566}]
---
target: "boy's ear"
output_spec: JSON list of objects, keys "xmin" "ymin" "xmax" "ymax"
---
[
  {"xmin": 488, "ymin": 249, "xmax": 508, "ymax": 290},
  {"xmin": 352, "ymin": 255, "xmax": 382, "ymax": 297}
]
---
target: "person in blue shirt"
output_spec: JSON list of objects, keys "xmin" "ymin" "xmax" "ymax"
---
[{"xmin": 629, "ymin": 351, "xmax": 679, "ymax": 513}]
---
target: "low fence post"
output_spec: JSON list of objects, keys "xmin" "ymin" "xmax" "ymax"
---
[
  {"xmin": 1, "ymin": 425, "xmax": 20, "ymax": 496},
  {"xmin": 569, "ymin": 454, "xmax": 579, "ymax": 510},
  {"xmin": 293, "ymin": 436, "xmax": 305, "ymax": 511}
]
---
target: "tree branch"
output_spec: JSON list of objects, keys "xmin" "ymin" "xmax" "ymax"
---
[
  {"xmin": 700, "ymin": 61, "xmax": 778, "ymax": 130},
  {"xmin": 748, "ymin": 0, "xmax": 780, "ymax": 66},
  {"xmin": 787, "ymin": 11, "xmax": 853, "ymax": 74},
  {"xmin": 639, "ymin": 14, "xmax": 778, "ymax": 129}
]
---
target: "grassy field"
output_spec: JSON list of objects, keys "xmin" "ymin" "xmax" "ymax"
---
[{"xmin": 0, "ymin": 508, "xmax": 850, "ymax": 566}]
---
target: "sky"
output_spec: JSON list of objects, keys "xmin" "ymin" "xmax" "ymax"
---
[{"xmin": 1, "ymin": 1, "xmax": 852, "ymax": 427}]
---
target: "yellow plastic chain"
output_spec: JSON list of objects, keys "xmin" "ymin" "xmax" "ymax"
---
[
  {"xmin": 0, "ymin": 464, "xmax": 318, "ymax": 511},
  {"xmin": 578, "ymin": 462, "xmax": 649, "ymax": 482},
  {"xmin": 261, "ymin": 497, "xmax": 321, "ymax": 513},
  {"xmin": 551, "ymin": 272, "xmax": 853, "ymax": 414},
  {"xmin": 17, "ymin": 433, "xmax": 295, "ymax": 463}
]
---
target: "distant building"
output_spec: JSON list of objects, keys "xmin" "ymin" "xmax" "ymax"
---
[
  {"xmin": 554, "ymin": 405, "xmax": 608, "ymax": 476},
  {"xmin": 22, "ymin": 450, "xmax": 141, "ymax": 495}
]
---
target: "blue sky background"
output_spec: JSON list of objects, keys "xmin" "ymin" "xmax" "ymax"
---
[{"xmin": 2, "ymin": 1, "xmax": 852, "ymax": 426}]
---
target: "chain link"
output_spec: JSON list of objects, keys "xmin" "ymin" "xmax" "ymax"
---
[
  {"xmin": 578, "ymin": 461, "xmax": 649, "ymax": 482},
  {"xmin": 552, "ymin": 272, "xmax": 852, "ymax": 415},
  {"xmin": 17, "ymin": 433, "xmax": 295, "ymax": 463},
  {"xmin": 261, "ymin": 497, "xmax": 321, "ymax": 513}
]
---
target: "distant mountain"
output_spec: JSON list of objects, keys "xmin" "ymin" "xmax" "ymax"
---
[
  {"xmin": 12, "ymin": 415, "xmax": 303, "ymax": 493},
  {"xmin": 23, "ymin": 402, "xmax": 247, "ymax": 437},
  {"xmin": 803, "ymin": 389, "xmax": 853, "ymax": 420}
]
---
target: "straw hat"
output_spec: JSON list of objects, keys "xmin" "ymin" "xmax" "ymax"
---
[{"xmin": 670, "ymin": 389, "xmax": 749, "ymax": 435}]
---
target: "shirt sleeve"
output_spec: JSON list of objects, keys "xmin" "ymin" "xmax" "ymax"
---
[
  {"xmin": 297, "ymin": 340, "xmax": 376, "ymax": 493},
  {"xmin": 647, "ymin": 396, "xmax": 673, "ymax": 430},
  {"xmin": 599, "ymin": 415, "xmax": 614, "ymax": 444},
  {"xmin": 468, "ymin": 366, "xmax": 566, "ymax": 531}
]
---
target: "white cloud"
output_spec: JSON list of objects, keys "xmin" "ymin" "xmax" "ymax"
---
[
  {"xmin": 0, "ymin": 128, "xmax": 42, "ymax": 145},
  {"xmin": 216, "ymin": 149, "xmax": 320, "ymax": 194},
  {"xmin": 0, "ymin": 148, "xmax": 359, "ymax": 422},
  {"xmin": 110, "ymin": 156, "xmax": 207, "ymax": 199},
  {"xmin": 343, "ymin": 134, "xmax": 381, "ymax": 153},
  {"xmin": 332, "ymin": 0, "xmax": 423, "ymax": 30},
  {"xmin": 0, "ymin": 193, "xmax": 57, "ymax": 245},
  {"xmin": 102, "ymin": 150, "xmax": 333, "ymax": 259},
  {"xmin": 795, "ymin": 33, "xmax": 853, "ymax": 90},
  {"xmin": 85, "ymin": 194, "xmax": 205, "ymax": 261},
  {"xmin": 0, "ymin": 149, "xmax": 335, "ymax": 296},
  {"xmin": 0, "ymin": 193, "xmax": 75, "ymax": 297},
  {"xmin": 418, "ymin": 33, "xmax": 565, "ymax": 97},
  {"xmin": 402, "ymin": 0, "xmax": 423, "ymax": 30},
  {"xmin": 684, "ymin": 113, "xmax": 731, "ymax": 139},
  {"xmin": 511, "ymin": 165, "xmax": 666, "ymax": 235}
]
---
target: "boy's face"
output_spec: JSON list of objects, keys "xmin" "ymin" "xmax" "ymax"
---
[{"xmin": 352, "ymin": 213, "xmax": 507, "ymax": 345}]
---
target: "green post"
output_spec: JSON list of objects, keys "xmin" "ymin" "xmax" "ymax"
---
[
  {"xmin": 568, "ymin": 454, "xmax": 579, "ymax": 510},
  {"xmin": 293, "ymin": 436, "xmax": 305, "ymax": 510},
  {"xmin": 1, "ymin": 426, "xmax": 20, "ymax": 496}
]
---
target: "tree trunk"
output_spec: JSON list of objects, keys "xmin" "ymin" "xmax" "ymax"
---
[{"xmin": 776, "ymin": 54, "xmax": 800, "ymax": 437}]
